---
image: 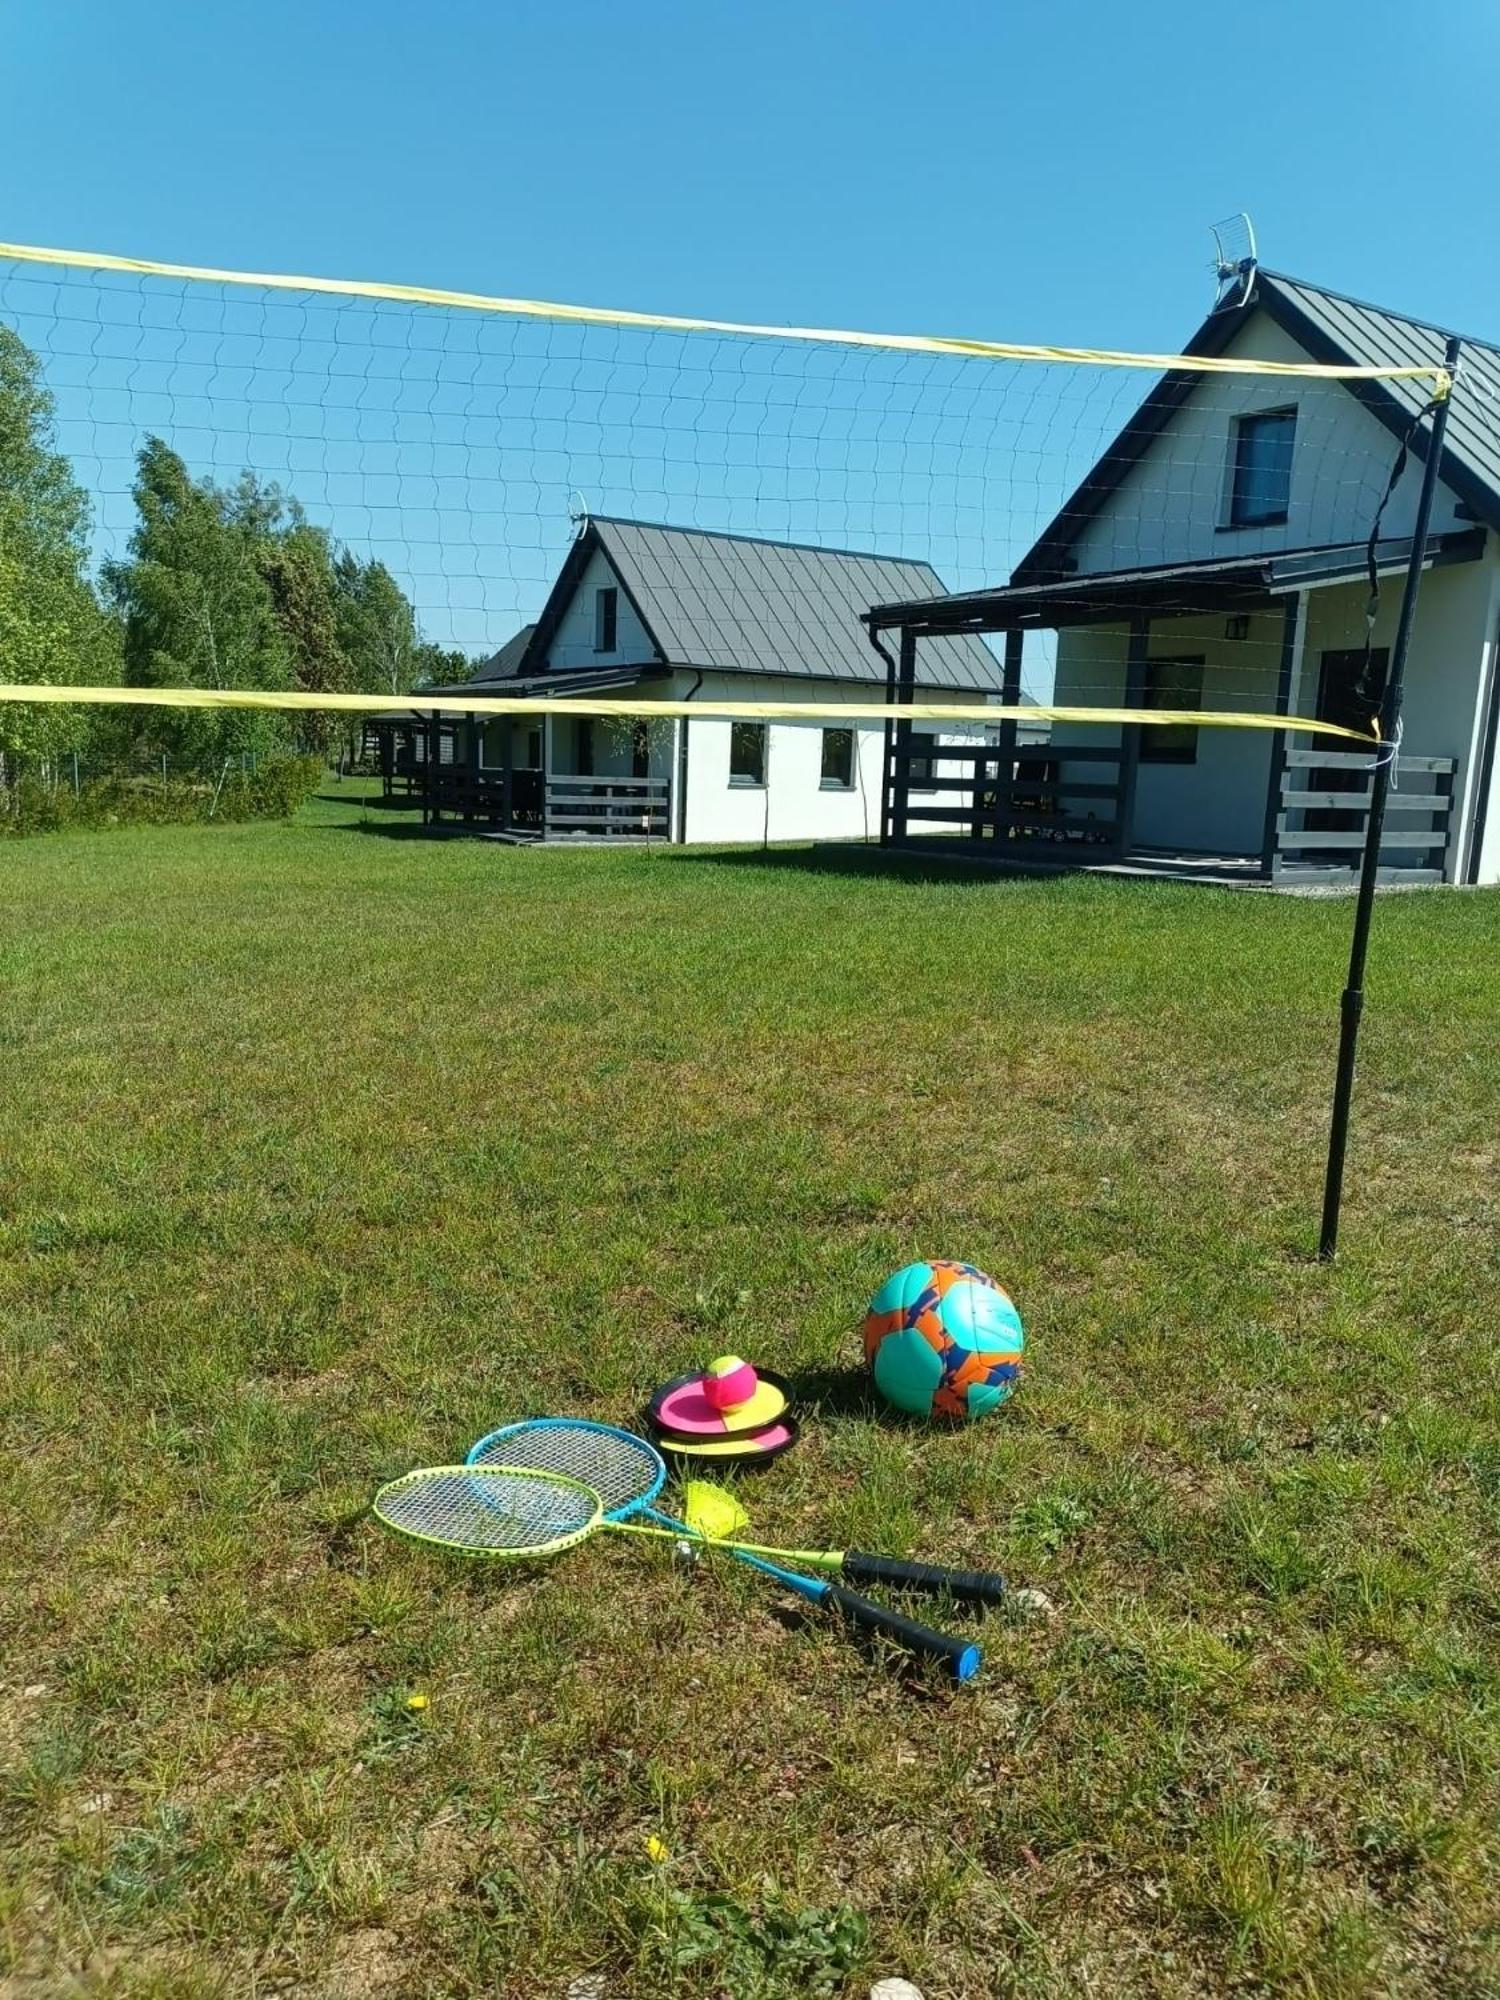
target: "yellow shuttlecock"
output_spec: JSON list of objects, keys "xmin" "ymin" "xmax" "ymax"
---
[{"xmin": 681, "ymin": 1480, "xmax": 750, "ymax": 1542}]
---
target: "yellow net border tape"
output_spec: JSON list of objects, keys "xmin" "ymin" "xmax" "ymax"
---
[
  {"xmin": 0, "ymin": 242, "xmax": 1452, "ymax": 391},
  {"xmin": 0, "ymin": 684, "xmax": 1379, "ymax": 744}
]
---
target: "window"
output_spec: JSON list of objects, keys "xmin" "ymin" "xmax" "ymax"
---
[
  {"xmin": 631, "ymin": 720, "xmax": 650, "ymax": 779},
  {"xmin": 479, "ymin": 721, "xmax": 507, "ymax": 769},
  {"xmin": 820, "ymin": 726, "xmax": 855, "ymax": 790},
  {"xmin": 908, "ymin": 733, "xmax": 938, "ymax": 792},
  {"xmin": 593, "ymin": 585, "xmax": 618, "ymax": 652},
  {"xmin": 1228, "ymin": 407, "xmax": 1296, "ymax": 527},
  {"xmin": 521, "ymin": 726, "xmax": 543, "ymax": 771},
  {"xmin": 729, "ymin": 721, "xmax": 767, "ymax": 787},
  {"xmin": 576, "ymin": 718, "xmax": 596, "ymax": 776},
  {"xmin": 1141, "ymin": 657, "xmax": 1204, "ymax": 763}
]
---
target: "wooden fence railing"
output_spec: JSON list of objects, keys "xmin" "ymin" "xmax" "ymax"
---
[
  {"xmin": 889, "ymin": 740, "xmax": 1124, "ymax": 856},
  {"xmin": 543, "ymin": 774, "xmax": 671, "ymax": 840},
  {"xmin": 1273, "ymin": 748, "xmax": 1456, "ymax": 884}
]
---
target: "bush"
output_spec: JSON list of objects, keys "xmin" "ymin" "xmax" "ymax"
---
[{"xmin": 0, "ymin": 756, "xmax": 324, "ymax": 837}]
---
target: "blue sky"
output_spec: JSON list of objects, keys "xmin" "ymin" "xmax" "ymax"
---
[
  {"xmin": 4, "ymin": 1, "xmax": 1497, "ymax": 661},
  {"xmin": 9, "ymin": 0, "xmax": 1496, "ymax": 347}
]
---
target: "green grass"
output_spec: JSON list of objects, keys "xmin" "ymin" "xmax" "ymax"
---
[{"xmin": 2, "ymin": 780, "xmax": 1498, "ymax": 1998}]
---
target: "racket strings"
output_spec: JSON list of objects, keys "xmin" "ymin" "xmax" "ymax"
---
[
  {"xmin": 374, "ymin": 1465, "xmax": 601, "ymax": 1557},
  {"xmin": 469, "ymin": 1422, "xmax": 661, "ymax": 1516}
]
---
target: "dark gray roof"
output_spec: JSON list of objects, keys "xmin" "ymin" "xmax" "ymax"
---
[
  {"xmin": 467, "ymin": 624, "xmax": 536, "ymax": 686},
  {"xmin": 372, "ymin": 659, "xmax": 643, "ymax": 726},
  {"xmin": 869, "ymin": 529, "xmax": 1486, "ymax": 634},
  {"xmin": 1014, "ymin": 268, "xmax": 1500, "ymax": 586},
  {"xmin": 1256, "ymin": 271, "xmax": 1500, "ymax": 520},
  {"xmin": 533, "ymin": 517, "xmax": 1000, "ymax": 692}
]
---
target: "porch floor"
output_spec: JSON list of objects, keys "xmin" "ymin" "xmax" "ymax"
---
[{"xmin": 882, "ymin": 837, "xmax": 1399, "ymax": 894}]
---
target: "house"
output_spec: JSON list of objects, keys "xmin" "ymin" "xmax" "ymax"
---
[
  {"xmin": 868, "ymin": 267, "xmax": 1500, "ymax": 887},
  {"xmin": 375, "ymin": 517, "xmax": 1003, "ymax": 844}
]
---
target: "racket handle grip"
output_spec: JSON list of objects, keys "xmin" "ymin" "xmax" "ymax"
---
[
  {"xmin": 841, "ymin": 1551, "xmax": 1008, "ymax": 1606},
  {"xmin": 822, "ymin": 1582, "xmax": 981, "ymax": 1682}
]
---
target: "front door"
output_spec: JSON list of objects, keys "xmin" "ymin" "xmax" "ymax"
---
[{"xmin": 1307, "ymin": 647, "xmax": 1386, "ymax": 834}]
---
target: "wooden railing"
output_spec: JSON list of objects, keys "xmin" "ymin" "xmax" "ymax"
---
[
  {"xmin": 891, "ymin": 741, "xmax": 1124, "ymax": 856},
  {"xmin": 1273, "ymin": 748, "xmax": 1456, "ymax": 884},
  {"xmin": 544, "ymin": 774, "xmax": 671, "ymax": 840}
]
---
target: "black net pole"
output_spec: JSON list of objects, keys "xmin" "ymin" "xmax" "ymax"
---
[{"xmin": 1318, "ymin": 335, "xmax": 1461, "ymax": 1259}]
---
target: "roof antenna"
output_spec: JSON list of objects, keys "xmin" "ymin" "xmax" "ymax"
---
[
  {"xmin": 569, "ymin": 489, "xmax": 592, "ymax": 537},
  {"xmin": 1209, "ymin": 213, "xmax": 1258, "ymax": 313}
]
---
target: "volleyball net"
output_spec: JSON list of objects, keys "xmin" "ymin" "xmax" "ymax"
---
[{"xmin": 0, "ymin": 238, "xmax": 1456, "ymax": 768}]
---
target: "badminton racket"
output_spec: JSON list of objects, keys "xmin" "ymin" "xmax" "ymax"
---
[
  {"xmin": 468, "ymin": 1418, "xmax": 1009, "ymax": 1605},
  {"xmin": 376, "ymin": 1454, "xmax": 979, "ymax": 1679}
]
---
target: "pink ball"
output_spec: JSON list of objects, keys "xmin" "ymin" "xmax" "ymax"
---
[{"xmin": 702, "ymin": 1356, "xmax": 758, "ymax": 1411}]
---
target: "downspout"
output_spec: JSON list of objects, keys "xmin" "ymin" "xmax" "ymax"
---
[
  {"xmin": 676, "ymin": 669, "xmax": 702, "ymax": 844},
  {"xmin": 1465, "ymin": 591, "xmax": 1500, "ymax": 884},
  {"xmin": 865, "ymin": 621, "xmax": 898, "ymax": 846}
]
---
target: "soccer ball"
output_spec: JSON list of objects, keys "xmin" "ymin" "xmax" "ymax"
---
[{"xmin": 863, "ymin": 1261, "xmax": 1024, "ymax": 1421}]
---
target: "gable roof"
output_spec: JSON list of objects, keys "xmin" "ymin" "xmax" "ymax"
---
[
  {"xmin": 466, "ymin": 624, "xmax": 536, "ymax": 686},
  {"xmin": 1013, "ymin": 269, "xmax": 1500, "ymax": 585},
  {"xmin": 523, "ymin": 516, "xmax": 1002, "ymax": 692}
]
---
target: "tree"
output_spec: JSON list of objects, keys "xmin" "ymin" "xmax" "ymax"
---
[
  {"xmin": 0, "ymin": 324, "xmax": 120, "ymax": 776},
  {"xmin": 256, "ymin": 515, "xmax": 351, "ymax": 755},
  {"xmin": 412, "ymin": 642, "xmax": 475, "ymax": 688},
  {"xmin": 103, "ymin": 440, "xmax": 292, "ymax": 766},
  {"xmin": 332, "ymin": 551, "xmax": 419, "ymax": 697}
]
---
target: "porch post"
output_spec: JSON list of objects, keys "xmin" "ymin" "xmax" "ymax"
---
[
  {"xmin": 499, "ymin": 717, "xmax": 512, "ymax": 831},
  {"xmin": 462, "ymin": 710, "xmax": 478, "ymax": 823},
  {"xmin": 993, "ymin": 628, "xmax": 1024, "ymax": 843},
  {"xmin": 891, "ymin": 625, "xmax": 917, "ymax": 846},
  {"xmin": 1260, "ymin": 593, "xmax": 1305, "ymax": 878},
  {"xmin": 1117, "ymin": 615, "xmax": 1149, "ymax": 861},
  {"xmin": 877, "ymin": 628, "xmax": 898, "ymax": 847},
  {"xmin": 423, "ymin": 711, "xmax": 440, "ymax": 827}
]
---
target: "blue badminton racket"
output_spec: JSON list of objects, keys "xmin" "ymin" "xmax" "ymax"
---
[{"xmin": 466, "ymin": 1417, "xmax": 991, "ymax": 1681}]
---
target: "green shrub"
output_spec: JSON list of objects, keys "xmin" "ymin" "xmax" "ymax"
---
[{"xmin": 0, "ymin": 756, "xmax": 324, "ymax": 837}]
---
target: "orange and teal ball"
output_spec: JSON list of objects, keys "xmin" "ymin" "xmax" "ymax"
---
[{"xmin": 863, "ymin": 1261, "xmax": 1024, "ymax": 1420}]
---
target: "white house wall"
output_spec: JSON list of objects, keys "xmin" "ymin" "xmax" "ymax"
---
[
  {"xmin": 544, "ymin": 546, "xmax": 658, "ymax": 671},
  {"xmin": 1068, "ymin": 314, "xmax": 1467, "ymax": 576},
  {"xmin": 1049, "ymin": 545, "xmax": 1500, "ymax": 876},
  {"xmin": 1051, "ymin": 611, "xmax": 1282, "ymax": 856},
  {"xmin": 1295, "ymin": 552, "xmax": 1500, "ymax": 882},
  {"xmin": 673, "ymin": 671, "xmax": 987, "ymax": 845}
]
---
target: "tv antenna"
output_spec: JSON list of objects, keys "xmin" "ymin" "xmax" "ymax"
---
[
  {"xmin": 1209, "ymin": 213, "xmax": 1258, "ymax": 312},
  {"xmin": 569, "ymin": 489, "xmax": 592, "ymax": 535}
]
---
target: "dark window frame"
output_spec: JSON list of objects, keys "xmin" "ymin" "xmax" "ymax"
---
[
  {"xmin": 1226, "ymin": 406, "xmax": 1296, "ymax": 529},
  {"xmin": 593, "ymin": 585, "xmax": 618, "ymax": 653},
  {"xmin": 1140, "ymin": 656, "xmax": 1205, "ymax": 765},
  {"xmin": 819, "ymin": 725, "xmax": 856, "ymax": 790},
  {"xmin": 728, "ymin": 720, "xmax": 768, "ymax": 788}
]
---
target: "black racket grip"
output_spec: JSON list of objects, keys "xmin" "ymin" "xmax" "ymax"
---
[
  {"xmin": 841, "ymin": 1551, "xmax": 1008, "ymax": 1606},
  {"xmin": 822, "ymin": 1582, "xmax": 981, "ymax": 1681}
]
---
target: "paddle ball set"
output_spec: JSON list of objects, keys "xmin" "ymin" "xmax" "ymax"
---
[{"xmin": 373, "ymin": 1260, "xmax": 1025, "ymax": 1682}]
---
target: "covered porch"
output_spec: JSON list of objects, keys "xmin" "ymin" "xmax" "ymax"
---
[
  {"xmin": 369, "ymin": 668, "xmax": 674, "ymax": 843},
  {"xmin": 865, "ymin": 532, "xmax": 1481, "ymax": 888}
]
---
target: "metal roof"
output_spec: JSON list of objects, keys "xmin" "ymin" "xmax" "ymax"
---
[
  {"xmin": 1014, "ymin": 269, "xmax": 1500, "ymax": 586},
  {"xmin": 466, "ymin": 624, "xmax": 536, "ymax": 686},
  {"xmin": 374, "ymin": 660, "xmax": 645, "ymax": 725},
  {"xmin": 529, "ymin": 517, "xmax": 1001, "ymax": 692},
  {"xmin": 1257, "ymin": 271, "xmax": 1500, "ymax": 520},
  {"xmin": 869, "ymin": 529, "xmax": 1486, "ymax": 635}
]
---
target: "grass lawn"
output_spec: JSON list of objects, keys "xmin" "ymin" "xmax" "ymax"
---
[{"xmin": 3, "ymin": 780, "xmax": 1498, "ymax": 1999}]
